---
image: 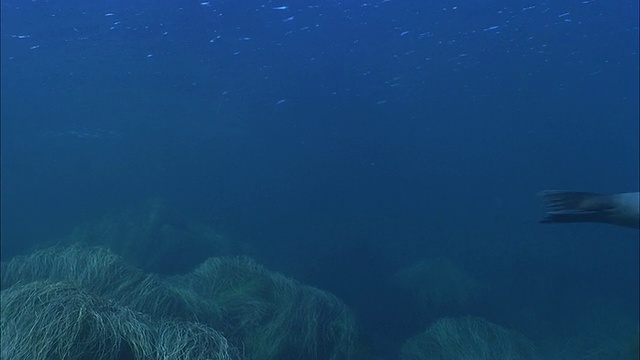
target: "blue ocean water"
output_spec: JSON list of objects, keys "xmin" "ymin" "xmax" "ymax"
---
[{"xmin": 1, "ymin": 0, "xmax": 638, "ymax": 359}]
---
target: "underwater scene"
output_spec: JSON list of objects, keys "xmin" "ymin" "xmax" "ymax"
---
[{"xmin": 1, "ymin": 0, "xmax": 638, "ymax": 359}]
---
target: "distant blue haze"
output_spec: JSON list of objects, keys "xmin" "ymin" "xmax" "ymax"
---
[{"xmin": 1, "ymin": 0, "xmax": 638, "ymax": 358}]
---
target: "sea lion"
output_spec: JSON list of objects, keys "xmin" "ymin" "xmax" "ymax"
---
[{"xmin": 538, "ymin": 190, "xmax": 639, "ymax": 229}]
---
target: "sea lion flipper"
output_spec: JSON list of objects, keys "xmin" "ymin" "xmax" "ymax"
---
[{"xmin": 538, "ymin": 190, "xmax": 614, "ymax": 224}]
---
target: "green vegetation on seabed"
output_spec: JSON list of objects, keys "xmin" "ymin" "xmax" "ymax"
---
[
  {"xmin": 391, "ymin": 257, "xmax": 482, "ymax": 314},
  {"xmin": 398, "ymin": 314, "xmax": 640, "ymax": 360},
  {"xmin": 1, "ymin": 281, "xmax": 234, "ymax": 360},
  {"xmin": 399, "ymin": 316, "xmax": 538, "ymax": 360},
  {"xmin": 0, "ymin": 245, "xmax": 365, "ymax": 360},
  {"xmin": 64, "ymin": 198, "xmax": 239, "ymax": 274},
  {"xmin": 182, "ymin": 256, "xmax": 361, "ymax": 359},
  {"xmin": 2, "ymin": 197, "xmax": 636, "ymax": 360}
]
